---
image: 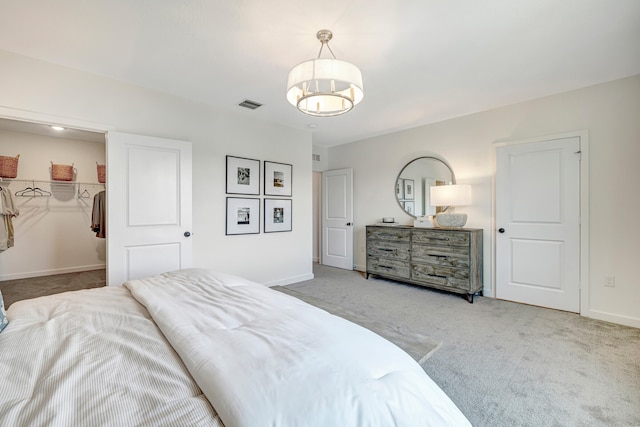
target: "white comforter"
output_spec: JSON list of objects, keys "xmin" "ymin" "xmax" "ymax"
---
[
  {"xmin": 0, "ymin": 284, "xmax": 222, "ymax": 427},
  {"xmin": 124, "ymin": 268, "xmax": 471, "ymax": 427}
]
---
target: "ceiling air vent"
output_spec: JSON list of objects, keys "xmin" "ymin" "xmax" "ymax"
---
[
  {"xmin": 238, "ymin": 99, "xmax": 262, "ymax": 110},
  {"xmin": 312, "ymin": 154, "xmax": 321, "ymax": 161}
]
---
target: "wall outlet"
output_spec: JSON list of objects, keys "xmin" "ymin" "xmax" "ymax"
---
[{"xmin": 605, "ymin": 276, "xmax": 615, "ymax": 287}]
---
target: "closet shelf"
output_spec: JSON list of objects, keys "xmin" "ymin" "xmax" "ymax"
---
[{"xmin": 0, "ymin": 178, "xmax": 104, "ymax": 186}]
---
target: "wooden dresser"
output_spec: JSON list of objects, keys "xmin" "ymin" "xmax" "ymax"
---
[{"xmin": 366, "ymin": 225, "xmax": 483, "ymax": 303}]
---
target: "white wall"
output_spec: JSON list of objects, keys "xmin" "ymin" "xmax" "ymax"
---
[
  {"xmin": 0, "ymin": 131, "xmax": 106, "ymax": 279},
  {"xmin": 0, "ymin": 50, "xmax": 313, "ymax": 286},
  {"xmin": 327, "ymin": 75, "xmax": 640, "ymax": 328},
  {"xmin": 312, "ymin": 145, "xmax": 328, "ymax": 172}
]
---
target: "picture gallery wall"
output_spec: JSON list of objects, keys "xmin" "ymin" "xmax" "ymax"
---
[{"xmin": 225, "ymin": 156, "xmax": 293, "ymax": 235}]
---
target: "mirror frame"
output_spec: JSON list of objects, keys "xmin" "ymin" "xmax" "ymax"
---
[{"xmin": 395, "ymin": 156, "xmax": 456, "ymax": 218}]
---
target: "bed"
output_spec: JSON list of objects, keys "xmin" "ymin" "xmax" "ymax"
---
[{"xmin": 0, "ymin": 268, "xmax": 470, "ymax": 426}]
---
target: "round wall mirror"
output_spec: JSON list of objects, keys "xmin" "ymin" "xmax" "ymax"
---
[{"xmin": 395, "ymin": 156, "xmax": 455, "ymax": 218}]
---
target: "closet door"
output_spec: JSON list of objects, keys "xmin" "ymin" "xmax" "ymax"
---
[{"xmin": 106, "ymin": 132, "xmax": 192, "ymax": 286}]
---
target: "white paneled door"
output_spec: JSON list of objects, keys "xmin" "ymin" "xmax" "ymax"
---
[
  {"xmin": 496, "ymin": 137, "xmax": 581, "ymax": 312},
  {"xmin": 107, "ymin": 132, "xmax": 192, "ymax": 286},
  {"xmin": 322, "ymin": 168, "xmax": 353, "ymax": 270}
]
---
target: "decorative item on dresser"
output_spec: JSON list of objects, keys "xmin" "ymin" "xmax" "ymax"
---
[
  {"xmin": 366, "ymin": 225, "xmax": 483, "ymax": 303},
  {"xmin": 430, "ymin": 184, "xmax": 472, "ymax": 228}
]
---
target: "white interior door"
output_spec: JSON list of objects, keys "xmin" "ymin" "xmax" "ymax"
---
[
  {"xmin": 322, "ymin": 168, "xmax": 353, "ymax": 270},
  {"xmin": 106, "ymin": 132, "xmax": 192, "ymax": 286},
  {"xmin": 496, "ymin": 137, "xmax": 580, "ymax": 312}
]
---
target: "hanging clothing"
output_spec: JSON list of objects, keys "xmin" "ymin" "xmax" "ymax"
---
[
  {"xmin": 0, "ymin": 187, "xmax": 20, "ymax": 251},
  {"xmin": 91, "ymin": 190, "xmax": 106, "ymax": 238}
]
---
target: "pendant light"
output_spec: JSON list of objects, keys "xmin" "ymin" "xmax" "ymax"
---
[{"xmin": 286, "ymin": 30, "xmax": 364, "ymax": 117}]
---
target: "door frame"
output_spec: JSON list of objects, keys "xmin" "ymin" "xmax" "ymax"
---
[
  {"xmin": 312, "ymin": 171, "xmax": 322, "ymax": 264},
  {"xmin": 0, "ymin": 106, "xmax": 113, "ymax": 276},
  {"xmin": 321, "ymin": 168, "xmax": 354, "ymax": 270},
  {"xmin": 0, "ymin": 107, "xmax": 115, "ymax": 135},
  {"xmin": 492, "ymin": 130, "xmax": 590, "ymax": 315}
]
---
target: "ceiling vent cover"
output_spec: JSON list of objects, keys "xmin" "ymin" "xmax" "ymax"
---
[{"xmin": 239, "ymin": 99, "xmax": 263, "ymax": 110}]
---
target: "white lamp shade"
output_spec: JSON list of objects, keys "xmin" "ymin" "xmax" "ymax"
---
[
  {"xmin": 287, "ymin": 58, "xmax": 364, "ymax": 116},
  {"xmin": 430, "ymin": 184, "xmax": 472, "ymax": 207}
]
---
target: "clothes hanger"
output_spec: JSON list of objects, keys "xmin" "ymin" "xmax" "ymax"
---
[{"xmin": 15, "ymin": 185, "xmax": 52, "ymax": 197}]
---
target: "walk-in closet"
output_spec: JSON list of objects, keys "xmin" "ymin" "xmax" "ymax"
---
[{"xmin": 0, "ymin": 118, "xmax": 106, "ymax": 283}]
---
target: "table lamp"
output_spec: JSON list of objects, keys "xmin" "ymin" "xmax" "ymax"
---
[{"xmin": 430, "ymin": 184, "xmax": 472, "ymax": 227}]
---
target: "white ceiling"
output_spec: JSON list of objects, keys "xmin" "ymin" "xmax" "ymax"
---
[
  {"xmin": 1, "ymin": 0, "xmax": 639, "ymax": 147},
  {"xmin": 0, "ymin": 117, "xmax": 105, "ymax": 143}
]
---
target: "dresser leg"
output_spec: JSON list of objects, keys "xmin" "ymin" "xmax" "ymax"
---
[{"xmin": 466, "ymin": 293, "xmax": 474, "ymax": 303}]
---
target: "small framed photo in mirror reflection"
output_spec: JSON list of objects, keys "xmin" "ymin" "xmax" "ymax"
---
[
  {"xmin": 404, "ymin": 179, "xmax": 415, "ymax": 200},
  {"xmin": 396, "ymin": 179, "xmax": 404, "ymax": 199},
  {"xmin": 403, "ymin": 201, "xmax": 415, "ymax": 215}
]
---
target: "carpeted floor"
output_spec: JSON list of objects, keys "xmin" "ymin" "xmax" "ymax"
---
[
  {"xmin": 273, "ymin": 285, "xmax": 441, "ymax": 365},
  {"xmin": 285, "ymin": 264, "xmax": 640, "ymax": 427},
  {"xmin": 0, "ymin": 270, "xmax": 105, "ymax": 308}
]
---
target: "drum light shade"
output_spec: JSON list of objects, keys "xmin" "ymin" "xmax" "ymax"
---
[{"xmin": 287, "ymin": 30, "xmax": 364, "ymax": 117}]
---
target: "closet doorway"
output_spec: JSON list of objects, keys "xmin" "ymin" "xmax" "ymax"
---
[{"xmin": 0, "ymin": 117, "xmax": 107, "ymax": 289}]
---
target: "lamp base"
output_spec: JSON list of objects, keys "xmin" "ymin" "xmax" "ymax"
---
[{"xmin": 434, "ymin": 212, "xmax": 468, "ymax": 228}]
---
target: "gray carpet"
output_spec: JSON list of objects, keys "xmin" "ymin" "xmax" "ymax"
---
[
  {"xmin": 272, "ymin": 285, "xmax": 441, "ymax": 365},
  {"xmin": 0, "ymin": 270, "xmax": 105, "ymax": 308},
  {"xmin": 285, "ymin": 264, "xmax": 640, "ymax": 427}
]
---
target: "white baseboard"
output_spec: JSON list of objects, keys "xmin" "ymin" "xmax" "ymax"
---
[
  {"xmin": 586, "ymin": 309, "xmax": 640, "ymax": 329},
  {"xmin": 0, "ymin": 264, "xmax": 106, "ymax": 282},
  {"xmin": 265, "ymin": 272, "xmax": 314, "ymax": 287}
]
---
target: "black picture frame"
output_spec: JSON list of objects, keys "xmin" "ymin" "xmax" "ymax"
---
[
  {"xmin": 226, "ymin": 156, "xmax": 260, "ymax": 195},
  {"xmin": 264, "ymin": 161, "xmax": 292, "ymax": 196},
  {"xmin": 264, "ymin": 198, "xmax": 292, "ymax": 233},
  {"xmin": 226, "ymin": 197, "xmax": 260, "ymax": 235}
]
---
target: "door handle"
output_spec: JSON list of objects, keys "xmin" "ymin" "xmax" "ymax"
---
[
  {"xmin": 498, "ymin": 228, "xmax": 505, "ymax": 233},
  {"xmin": 184, "ymin": 231, "xmax": 192, "ymax": 237},
  {"xmin": 346, "ymin": 222, "xmax": 353, "ymax": 226}
]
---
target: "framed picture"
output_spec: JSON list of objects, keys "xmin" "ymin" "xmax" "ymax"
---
[
  {"xmin": 264, "ymin": 161, "xmax": 292, "ymax": 196},
  {"xmin": 404, "ymin": 179, "xmax": 415, "ymax": 200},
  {"xmin": 226, "ymin": 156, "xmax": 260, "ymax": 195},
  {"xmin": 404, "ymin": 201, "xmax": 415, "ymax": 215},
  {"xmin": 396, "ymin": 178, "xmax": 404, "ymax": 199},
  {"xmin": 264, "ymin": 198, "xmax": 292, "ymax": 233},
  {"xmin": 226, "ymin": 197, "xmax": 260, "ymax": 235}
]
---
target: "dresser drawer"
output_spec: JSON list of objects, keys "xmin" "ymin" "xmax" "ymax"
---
[
  {"xmin": 366, "ymin": 225, "xmax": 482, "ymax": 302},
  {"xmin": 411, "ymin": 244, "xmax": 469, "ymax": 268},
  {"xmin": 412, "ymin": 230, "xmax": 469, "ymax": 247},
  {"xmin": 411, "ymin": 263, "xmax": 470, "ymax": 290},
  {"xmin": 367, "ymin": 227, "xmax": 410, "ymax": 243},
  {"xmin": 367, "ymin": 257, "xmax": 411, "ymax": 279},
  {"xmin": 367, "ymin": 241, "xmax": 410, "ymax": 261}
]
